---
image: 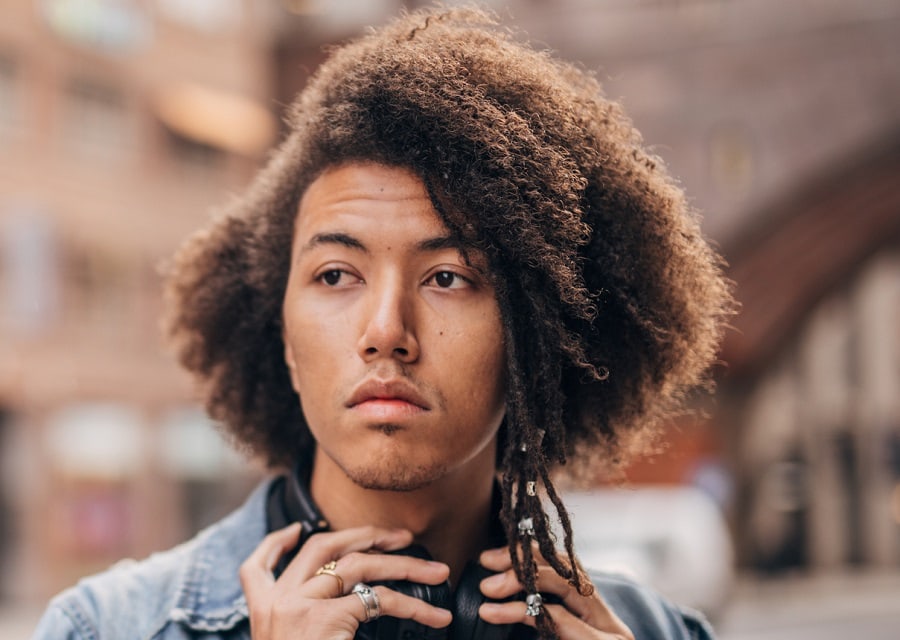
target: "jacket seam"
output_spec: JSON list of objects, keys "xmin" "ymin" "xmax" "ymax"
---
[{"xmin": 58, "ymin": 598, "xmax": 100, "ymax": 640}]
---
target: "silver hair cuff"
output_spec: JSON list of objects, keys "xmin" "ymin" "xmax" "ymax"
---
[{"xmin": 525, "ymin": 592, "xmax": 543, "ymax": 617}]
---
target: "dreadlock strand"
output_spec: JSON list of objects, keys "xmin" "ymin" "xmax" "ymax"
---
[
  {"xmin": 531, "ymin": 503, "xmax": 572, "ymax": 583},
  {"xmin": 540, "ymin": 465, "xmax": 594, "ymax": 596}
]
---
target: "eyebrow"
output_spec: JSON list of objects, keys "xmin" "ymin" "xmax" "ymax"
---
[
  {"xmin": 299, "ymin": 232, "xmax": 367, "ymax": 255},
  {"xmin": 299, "ymin": 232, "xmax": 467, "ymax": 255},
  {"xmin": 417, "ymin": 235, "xmax": 464, "ymax": 252}
]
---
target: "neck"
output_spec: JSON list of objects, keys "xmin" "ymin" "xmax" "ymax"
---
[{"xmin": 309, "ymin": 448, "xmax": 497, "ymax": 585}]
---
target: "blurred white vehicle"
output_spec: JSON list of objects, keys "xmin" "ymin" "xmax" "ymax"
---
[{"xmin": 557, "ymin": 486, "xmax": 735, "ymax": 618}]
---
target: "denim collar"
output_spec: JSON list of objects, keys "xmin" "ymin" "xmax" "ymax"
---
[
  {"xmin": 159, "ymin": 471, "xmax": 505, "ymax": 634},
  {"xmin": 141, "ymin": 476, "xmax": 714, "ymax": 640},
  {"xmin": 166, "ymin": 479, "xmax": 273, "ymax": 633}
]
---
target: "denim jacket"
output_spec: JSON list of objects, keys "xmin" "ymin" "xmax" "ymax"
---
[{"xmin": 33, "ymin": 479, "xmax": 715, "ymax": 640}]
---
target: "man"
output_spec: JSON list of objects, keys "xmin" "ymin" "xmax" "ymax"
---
[{"xmin": 34, "ymin": 7, "xmax": 733, "ymax": 640}]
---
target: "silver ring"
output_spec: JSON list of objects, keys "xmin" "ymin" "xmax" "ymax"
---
[{"xmin": 352, "ymin": 582, "xmax": 381, "ymax": 622}]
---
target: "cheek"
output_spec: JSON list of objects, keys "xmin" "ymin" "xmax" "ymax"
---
[
  {"xmin": 284, "ymin": 315, "xmax": 344, "ymax": 395},
  {"xmin": 476, "ymin": 346, "xmax": 508, "ymax": 414},
  {"xmin": 449, "ymin": 318, "xmax": 507, "ymax": 414},
  {"xmin": 481, "ymin": 310, "xmax": 508, "ymax": 390},
  {"xmin": 287, "ymin": 343, "xmax": 341, "ymax": 438},
  {"xmin": 287, "ymin": 302, "xmax": 354, "ymax": 359}
]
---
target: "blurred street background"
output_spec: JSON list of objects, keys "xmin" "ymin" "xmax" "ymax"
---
[{"xmin": 2, "ymin": 0, "xmax": 899, "ymax": 637}]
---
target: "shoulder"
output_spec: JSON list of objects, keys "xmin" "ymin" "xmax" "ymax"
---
[
  {"xmin": 33, "ymin": 545, "xmax": 194, "ymax": 639},
  {"xmin": 591, "ymin": 571, "xmax": 717, "ymax": 640},
  {"xmin": 32, "ymin": 480, "xmax": 272, "ymax": 640}
]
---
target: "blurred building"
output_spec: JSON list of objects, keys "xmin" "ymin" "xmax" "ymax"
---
[
  {"xmin": 494, "ymin": 0, "xmax": 900, "ymax": 573},
  {"xmin": 1, "ymin": 0, "xmax": 899, "ymax": 608},
  {"xmin": 721, "ymin": 140, "xmax": 900, "ymax": 572},
  {"xmin": 0, "ymin": 0, "xmax": 277, "ymax": 600}
]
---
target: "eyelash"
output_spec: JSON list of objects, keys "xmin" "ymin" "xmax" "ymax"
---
[
  {"xmin": 317, "ymin": 269, "xmax": 357, "ymax": 286},
  {"xmin": 315, "ymin": 269, "xmax": 473, "ymax": 289},
  {"xmin": 425, "ymin": 270, "xmax": 471, "ymax": 289}
]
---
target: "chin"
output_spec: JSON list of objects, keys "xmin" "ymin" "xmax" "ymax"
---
[{"xmin": 345, "ymin": 460, "xmax": 449, "ymax": 492}]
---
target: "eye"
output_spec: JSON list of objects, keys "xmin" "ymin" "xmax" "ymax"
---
[
  {"xmin": 427, "ymin": 270, "xmax": 470, "ymax": 289},
  {"xmin": 322, "ymin": 270, "xmax": 342, "ymax": 286},
  {"xmin": 317, "ymin": 269, "xmax": 359, "ymax": 286}
]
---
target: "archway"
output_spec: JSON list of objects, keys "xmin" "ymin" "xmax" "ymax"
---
[{"xmin": 720, "ymin": 133, "xmax": 900, "ymax": 570}]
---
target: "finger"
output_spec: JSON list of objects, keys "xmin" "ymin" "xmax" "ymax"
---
[
  {"xmin": 549, "ymin": 602, "xmax": 634, "ymax": 640},
  {"xmin": 478, "ymin": 600, "xmax": 533, "ymax": 626},
  {"xmin": 561, "ymin": 590, "xmax": 632, "ymax": 636},
  {"xmin": 479, "ymin": 561, "xmax": 573, "ymax": 601},
  {"xmin": 303, "ymin": 552, "xmax": 450, "ymax": 599},
  {"xmin": 480, "ymin": 542, "xmax": 547, "ymax": 569},
  {"xmin": 523, "ymin": 568, "xmax": 622, "ymax": 631},
  {"xmin": 345, "ymin": 586, "xmax": 452, "ymax": 629},
  {"xmin": 280, "ymin": 526, "xmax": 414, "ymax": 585},
  {"xmin": 338, "ymin": 551, "xmax": 451, "ymax": 587},
  {"xmin": 480, "ymin": 564, "xmax": 577, "ymax": 610},
  {"xmin": 479, "ymin": 601, "xmax": 630, "ymax": 639},
  {"xmin": 479, "ymin": 566, "xmax": 522, "ymax": 599},
  {"xmin": 308, "ymin": 569, "xmax": 347, "ymax": 599},
  {"xmin": 480, "ymin": 562, "xmax": 623, "ymax": 629},
  {"xmin": 483, "ymin": 540, "xmax": 580, "ymax": 570},
  {"xmin": 478, "ymin": 546, "xmax": 513, "ymax": 572},
  {"xmin": 480, "ymin": 575, "xmax": 633, "ymax": 640},
  {"xmin": 239, "ymin": 522, "xmax": 302, "ymax": 600},
  {"xmin": 480, "ymin": 541, "xmax": 592, "ymax": 598}
]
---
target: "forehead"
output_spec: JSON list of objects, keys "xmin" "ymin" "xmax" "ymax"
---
[
  {"xmin": 305, "ymin": 161, "xmax": 428, "ymax": 200},
  {"xmin": 294, "ymin": 162, "xmax": 447, "ymax": 238}
]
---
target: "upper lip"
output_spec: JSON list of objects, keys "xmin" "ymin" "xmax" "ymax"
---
[{"xmin": 346, "ymin": 378, "xmax": 431, "ymax": 410}]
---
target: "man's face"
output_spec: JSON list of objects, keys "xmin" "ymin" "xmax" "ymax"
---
[{"xmin": 282, "ymin": 162, "xmax": 507, "ymax": 491}]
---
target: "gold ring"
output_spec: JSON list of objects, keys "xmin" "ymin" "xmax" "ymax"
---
[{"xmin": 315, "ymin": 560, "xmax": 344, "ymax": 595}]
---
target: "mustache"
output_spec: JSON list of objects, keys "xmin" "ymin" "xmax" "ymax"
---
[
  {"xmin": 345, "ymin": 366, "xmax": 438, "ymax": 410},
  {"xmin": 346, "ymin": 378, "xmax": 430, "ymax": 409}
]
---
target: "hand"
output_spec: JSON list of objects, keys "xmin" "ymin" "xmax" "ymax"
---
[
  {"xmin": 477, "ymin": 546, "xmax": 634, "ymax": 640},
  {"xmin": 239, "ymin": 524, "xmax": 453, "ymax": 640}
]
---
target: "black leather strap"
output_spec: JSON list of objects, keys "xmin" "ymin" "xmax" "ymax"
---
[{"xmin": 265, "ymin": 459, "xmax": 329, "ymax": 577}]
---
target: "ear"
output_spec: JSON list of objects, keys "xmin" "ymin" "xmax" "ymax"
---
[{"xmin": 283, "ymin": 331, "xmax": 301, "ymax": 394}]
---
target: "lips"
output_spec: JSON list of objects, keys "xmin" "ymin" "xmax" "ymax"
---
[{"xmin": 346, "ymin": 378, "xmax": 431, "ymax": 411}]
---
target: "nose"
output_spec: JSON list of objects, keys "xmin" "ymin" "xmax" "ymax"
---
[{"xmin": 357, "ymin": 278, "xmax": 419, "ymax": 363}]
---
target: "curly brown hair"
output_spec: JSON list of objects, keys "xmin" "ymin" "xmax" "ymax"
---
[{"xmin": 164, "ymin": 7, "xmax": 732, "ymax": 636}]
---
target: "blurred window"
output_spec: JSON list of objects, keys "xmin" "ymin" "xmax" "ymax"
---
[
  {"xmin": 44, "ymin": 404, "xmax": 144, "ymax": 559},
  {"xmin": 0, "ymin": 407, "xmax": 11, "ymax": 577},
  {"xmin": 165, "ymin": 128, "xmax": 225, "ymax": 175},
  {"xmin": 45, "ymin": 403, "xmax": 144, "ymax": 480},
  {"xmin": 0, "ymin": 55, "xmax": 20, "ymax": 135},
  {"xmin": 65, "ymin": 242, "xmax": 134, "ymax": 333},
  {"xmin": 158, "ymin": 407, "xmax": 243, "ymax": 481},
  {"xmin": 62, "ymin": 78, "xmax": 133, "ymax": 163},
  {"xmin": 159, "ymin": 407, "xmax": 255, "ymax": 535},
  {"xmin": 709, "ymin": 122, "xmax": 755, "ymax": 196},
  {"xmin": 41, "ymin": 0, "xmax": 151, "ymax": 54},
  {"xmin": 155, "ymin": 0, "xmax": 243, "ymax": 33},
  {"xmin": 0, "ymin": 207, "xmax": 60, "ymax": 334}
]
